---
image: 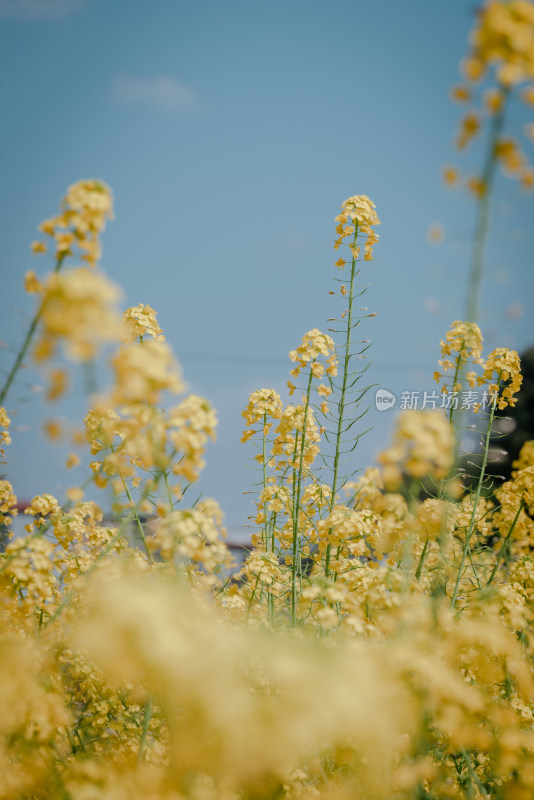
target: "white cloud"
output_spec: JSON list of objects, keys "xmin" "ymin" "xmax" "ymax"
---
[
  {"xmin": 114, "ymin": 74, "xmax": 199, "ymax": 113},
  {"xmin": 0, "ymin": 0, "xmax": 86, "ymax": 19}
]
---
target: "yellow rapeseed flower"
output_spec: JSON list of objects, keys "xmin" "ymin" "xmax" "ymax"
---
[
  {"xmin": 289, "ymin": 329, "xmax": 338, "ymax": 379},
  {"xmin": 457, "ymin": 112, "xmax": 481, "ymax": 149},
  {"xmin": 377, "ymin": 410, "xmax": 455, "ymax": 491},
  {"xmin": 442, "ymin": 165, "xmax": 460, "ymax": 187},
  {"xmin": 46, "ymin": 368, "xmax": 69, "ymax": 402},
  {"xmin": 0, "ymin": 479, "xmax": 17, "ymax": 526},
  {"xmin": 334, "ymin": 195, "xmax": 381, "ymax": 261},
  {"xmin": 484, "ymin": 87, "xmax": 505, "ymax": 114},
  {"xmin": 451, "ymin": 84, "xmax": 472, "ymax": 102},
  {"xmin": 24, "ymin": 270, "xmax": 42, "ymax": 294},
  {"xmin": 469, "ymin": 0, "xmax": 534, "ymax": 88},
  {"xmin": 435, "ymin": 320, "xmax": 485, "ymax": 393},
  {"xmin": 122, "ymin": 304, "xmax": 165, "ymax": 342},
  {"xmin": 35, "ymin": 267, "xmax": 122, "ymax": 362},
  {"xmin": 36, "ymin": 179, "xmax": 113, "ymax": 266},
  {"xmin": 110, "ymin": 340, "xmax": 184, "ymax": 405},
  {"xmin": 481, "ymin": 347, "xmax": 522, "ymax": 409},
  {"xmin": 0, "ymin": 407, "xmax": 11, "ymax": 459}
]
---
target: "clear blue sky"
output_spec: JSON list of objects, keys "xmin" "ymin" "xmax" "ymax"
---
[{"xmin": 1, "ymin": 0, "xmax": 533, "ymax": 534}]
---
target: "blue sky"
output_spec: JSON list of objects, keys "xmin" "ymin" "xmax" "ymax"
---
[{"xmin": 1, "ymin": 0, "xmax": 533, "ymax": 534}]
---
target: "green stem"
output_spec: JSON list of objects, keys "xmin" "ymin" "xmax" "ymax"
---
[
  {"xmin": 443, "ymin": 344, "xmax": 466, "ymax": 492},
  {"xmin": 291, "ymin": 368, "xmax": 314, "ymax": 625},
  {"xmin": 325, "ymin": 223, "xmax": 359, "ymax": 577},
  {"xmin": 448, "ymin": 342, "xmax": 465, "ymax": 429},
  {"xmin": 117, "ymin": 467, "xmax": 154, "ymax": 563},
  {"xmin": 261, "ymin": 413, "xmax": 275, "ymax": 623},
  {"xmin": 0, "ymin": 254, "xmax": 65, "ymax": 407},
  {"xmin": 460, "ymin": 749, "xmax": 490, "ymax": 800},
  {"xmin": 73, "ymin": 727, "xmax": 88, "ymax": 754},
  {"xmin": 450, "ymin": 386, "xmax": 499, "ymax": 608},
  {"xmin": 467, "ymin": 547, "xmax": 482, "ymax": 590},
  {"xmin": 465, "ymin": 92, "xmax": 508, "ymax": 324},
  {"xmin": 137, "ymin": 697, "xmax": 153, "ymax": 763},
  {"xmin": 486, "ymin": 498, "xmax": 524, "ymax": 586},
  {"xmin": 163, "ymin": 469, "xmax": 175, "ymax": 510},
  {"xmin": 415, "ymin": 539, "xmax": 429, "ymax": 580},
  {"xmin": 262, "ymin": 413, "xmax": 268, "ymax": 550}
]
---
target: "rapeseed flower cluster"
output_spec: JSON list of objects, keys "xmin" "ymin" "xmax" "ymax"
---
[
  {"xmin": 0, "ymin": 407, "xmax": 11, "ymax": 461},
  {"xmin": 109, "ymin": 338, "xmax": 183, "ymax": 406},
  {"xmin": 434, "ymin": 320, "xmax": 522, "ymax": 412},
  {"xmin": 377, "ymin": 409, "xmax": 455, "ymax": 491},
  {"xmin": 448, "ymin": 0, "xmax": 534, "ymax": 194},
  {"xmin": 434, "ymin": 319, "xmax": 485, "ymax": 392},
  {"xmin": 79, "ymin": 303, "xmax": 218, "ymax": 504},
  {"xmin": 288, "ymin": 328, "xmax": 338, "ymax": 381},
  {"xmin": 466, "ymin": 0, "xmax": 534, "ymax": 87},
  {"xmin": 481, "ymin": 346, "xmax": 523, "ymax": 408},
  {"xmin": 241, "ymin": 388, "xmax": 283, "ymax": 444},
  {"xmin": 122, "ymin": 303, "xmax": 165, "ymax": 343},
  {"xmin": 334, "ymin": 194, "xmax": 380, "ymax": 261},
  {"xmin": 0, "ymin": 478, "xmax": 17, "ymax": 526},
  {"xmin": 85, "ymin": 336, "xmax": 216, "ymax": 502},
  {"xmin": 32, "ymin": 178, "xmax": 113, "ymax": 266},
  {"xmin": 34, "ymin": 267, "xmax": 123, "ymax": 363}
]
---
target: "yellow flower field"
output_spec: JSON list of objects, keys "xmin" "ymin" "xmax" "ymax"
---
[{"xmin": 1, "ymin": 2, "xmax": 534, "ymax": 798}]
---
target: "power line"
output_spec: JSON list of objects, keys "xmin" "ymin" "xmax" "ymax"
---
[{"xmin": 177, "ymin": 351, "xmax": 436, "ymax": 371}]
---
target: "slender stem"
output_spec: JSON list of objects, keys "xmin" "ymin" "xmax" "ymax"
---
[
  {"xmin": 467, "ymin": 547, "xmax": 482, "ymax": 590},
  {"xmin": 289, "ymin": 433, "xmax": 300, "ymax": 621},
  {"xmin": 65, "ymin": 726, "xmax": 77, "ymax": 755},
  {"xmin": 0, "ymin": 254, "xmax": 65, "ymax": 407},
  {"xmin": 113, "ymin": 449, "xmax": 154, "ymax": 563},
  {"xmin": 291, "ymin": 368, "xmax": 314, "ymax": 625},
  {"xmin": 326, "ymin": 224, "xmax": 359, "ymax": 577},
  {"xmin": 260, "ymin": 413, "xmax": 275, "ymax": 623},
  {"xmin": 460, "ymin": 749, "xmax": 490, "ymax": 800},
  {"xmin": 450, "ymin": 387, "xmax": 499, "ymax": 608},
  {"xmin": 465, "ymin": 93, "xmax": 508, "ymax": 324},
  {"xmin": 415, "ymin": 539, "xmax": 429, "ymax": 580},
  {"xmin": 137, "ymin": 697, "xmax": 153, "ymax": 763},
  {"xmin": 444, "ymin": 345, "xmax": 467, "ymax": 498},
  {"xmin": 74, "ymin": 728, "xmax": 88, "ymax": 754},
  {"xmin": 449, "ymin": 342, "xmax": 465, "ymax": 428},
  {"xmin": 487, "ymin": 498, "xmax": 524, "ymax": 586},
  {"xmin": 163, "ymin": 469, "xmax": 175, "ymax": 510},
  {"xmin": 262, "ymin": 413, "xmax": 268, "ymax": 550}
]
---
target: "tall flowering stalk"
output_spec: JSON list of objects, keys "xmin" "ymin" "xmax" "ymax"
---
[
  {"xmin": 465, "ymin": 90, "xmax": 509, "ymax": 323},
  {"xmin": 240, "ymin": 334, "xmax": 336, "ymax": 623},
  {"xmin": 324, "ymin": 195, "xmax": 380, "ymax": 576},
  {"xmin": 240, "ymin": 197, "xmax": 379, "ymax": 621},
  {"xmin": 0, "ymin": 180, "xmax": 113, "ymax": 406},
  {"xmin": 433, "ymin": 2, "xmax": 534, "ymax": 610},
  {"xmin": 436, "ymin": 338, "xmax": 523, "ymax": 606},
  {"xmin": 446, "ymin": 0, "xmax": 534, "ymax": 323},
  {"xmin": 241, "ymin": 389, "xmax": 283, "ymax": 618},
  {"xmin": 287, "ymin": 330, "xmax": 337, "ymax": 621}
]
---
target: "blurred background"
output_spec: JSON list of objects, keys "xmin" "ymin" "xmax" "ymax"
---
[{"xmin": 1, "ymin": 0, "xmax": 533, "ymax": 537}]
